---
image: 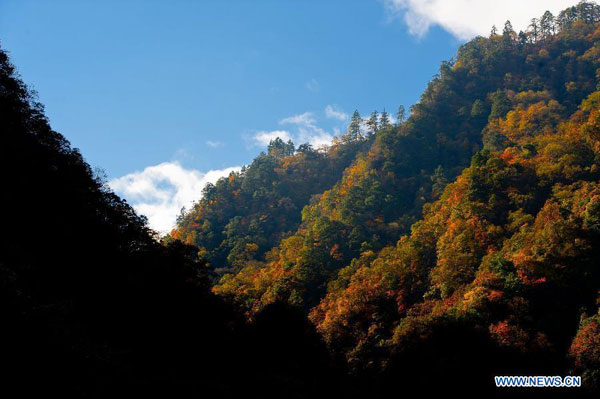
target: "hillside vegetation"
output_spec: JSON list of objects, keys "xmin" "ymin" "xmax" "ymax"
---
[
  {"xmin": 170, "ymin": 136, "xmax": 371, "ymax": 275},
  {"xmin": 175, "ymin": 2, "xmax": 600, "ymax": 391}
]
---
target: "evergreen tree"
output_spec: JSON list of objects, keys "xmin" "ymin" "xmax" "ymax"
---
[
  {"xmin": 366, "ymin": 110, "xmax": 378, "ymax": 134},
  {"xmin": 558, "ymin": 6, "xmax": 577, "ymax": 30},
  {"xmin": 285, "ymin": 139, "xmax": 296, "ymax": 156},
  {"xmin": 518, "ymin": 30, "xmax": 528, "ymax": 46},
  {"xmin": 529, "ymin": 18, "xmax": 540, "ymax": 42},
  {"xmin": 396, "ymin": 105, "xmax": 406, "ymax": 124},
  {"xmin": 503, "ymin": 20, "xmax": 514, "ymax": 36},
  {"xmin": 577, "ymin": 1, "xmax": 600, "ymax": 24},
  {"xmin": 540, "ymin": 11, "xmax": 555, "ymax": 38},
  {"xmin": 430, "ymin": 165, "xmax": 448, "ymax": 198},
  {"xmin": 379, "ymin": 109, "xmax": 391, "ymax": 129},
  {"xmin": 346, "ymin": 110, "xmax": 362, "ymax": 141},
  {"xmin": 297, "ymin": 143, "xmax": 314, "ymax": 154},
  {"xmin": 267, "ymin": 137, "xmax": 295, "ymax": 158},
  {"xmin": 502, "ymin": 20, "xmax": 515, "ymax": 44}
]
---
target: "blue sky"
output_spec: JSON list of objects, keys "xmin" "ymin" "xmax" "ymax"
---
[{"xmin": 0, "ymin": 0, "xmax": 578, "ymax": 232}]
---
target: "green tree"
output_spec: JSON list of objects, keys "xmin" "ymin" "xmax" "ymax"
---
[
  {"xmin": 267, "ymin": 137, "xmax": 295, "ymax": 158},
  {"xmin": 346, "ymin": 110, "xmax": 362, "ymax": 141},
  {"xmin": 529, "ymin": 18, "xmax": 539, "ymax": 42},
  {"xmin": 297, "ymin": 143, "xmax": 314, "ymax": 154},
  {"xmin": 366, "ymin": 110, "xmax": 378, "ymax": 134},
  {"xmin": 540, "ymin": 11, "xmax": 555, "ymax": 38},
  {"xmin": 380, "ymin": 109, "xmax": 391, "ymax": 129},
  {"xmin": 430, "ymin": 165, "xmax": 448, "ymax": 198},
  {"xmin": 503, "ymin": 20, "xmax": 514, "ymax": 36},
  {"xmin": 397, "ymin": 105, "xmax": 406, "ymax": 124}
]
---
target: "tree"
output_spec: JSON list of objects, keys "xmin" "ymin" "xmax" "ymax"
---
[
  {"xmin": 176, "ymin": 206, "xmax": 187, "ymax": 225},
  {"xmin": 397, "ymin": 105, "xmax": 406, "ymax": 124},
  {"xmin": 267, "ymin": 137, "xmax": 295, "ymax": 158},
  {"xmin": 503, "ymin": 20, "xmax": 514, "ymax": 36},
  {"xmin": 540, "ymin": 11, "xmax": 555, "ymax": 38},
  {"xmin": 285, "ymin": 139, "xmax": 296, "ymax": 155},
  {"xmin": 577, "ymin": 1, "xmax": 600, "ymax": 24},
  {"xmin": 430, "ymin": 165, "xmax": 448, "ymax": 198},
  {"xmin": 366, "ymin": 110, "xmax": 378, "ymax": 134},
  {"xmin": 557, "ymin": 7, "xmax": 574, "ymax": 29},
  {"xmin": 380, "ymin": 109, "xmax": 391, "ymax": 129},
  {"xmin": 528, "ymin": 18, "xmax": 539, "ymax": 42},
  {"xmin": 346, "ymin": 110, "xmax": 362, "ymax": 141},
  {"xmin": 502, "ymin": 20, "xmax": 515, "ymax": 44},
  {"xmin": 518, "ymin": 31, "xmax": 528, "ymax": 46},
  {"xmin": 297, "ymin": 143, "xmax": 314, "ymax": 154},
  {"xmin": 489, "ymin": 90, "xmax": 511, "ymax": 120}
]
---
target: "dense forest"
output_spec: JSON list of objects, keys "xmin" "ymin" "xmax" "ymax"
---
[
  {"xmin": 3, "ymin": 1, "xmax": 600, "ymax": 397},
  {"xmin": 169, "ymin": 133, "xmax": 372, "ymax": 276},
  {"xmin": 174, "ymin": 1, "xmax": 600, "ymax": 394}
]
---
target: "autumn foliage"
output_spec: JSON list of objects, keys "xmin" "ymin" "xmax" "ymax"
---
[{"xmin": 176, "ymin": 3, "xmax": 600, "ymax": 392}]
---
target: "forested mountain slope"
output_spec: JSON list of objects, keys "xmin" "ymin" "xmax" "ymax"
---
[
  {"xmin": 214, "ymin": 4, "xmax": 600, "ymax": 316},
  {"xmin": 311, "ymin": 88, "xmax": 600, "ymax": 389},
  {"xmin": 170, "ymin": 136, "xmax": 371, "ymax": 275},
  {"xmin": 208, "ymin": 3, "xmax": 600, "ymax": 392}
]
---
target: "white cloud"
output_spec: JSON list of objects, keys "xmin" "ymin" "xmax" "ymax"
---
[
  {"xmin": 249, "ymin": 111, "xmax": 337, "ymax": 149},
  {"xmin": 206, "ymin": 140, "xmax": 224, "ymax": 148},
  {"xmin": 109, "ymin": 162, "xmax": 241, "ymax": 234},
  {"xmin": 301, "ymin": 130, "xmax": 334, "ymax": 147},
  {"xmin": 325, "ymin": 104, "xmax": 348, "ymax": 121},
  {"xmin": 280, "ymin": 112, "xmax": 334, "ymax": 148},
  {"xmin": 252, "ymin": 130, "xmax": 293, "ymax": 146},
  {"xmin": 280, "ymin": 112, "xmax": 316, "ymax": 126},
  {"xmin": 384, "ymin": 0, "xmax": 580, "ymax": 40}
]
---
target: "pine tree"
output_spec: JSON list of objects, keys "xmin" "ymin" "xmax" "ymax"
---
[
  {"xmin": 557, "ymin": 7, "xmax": 577, "ymax": 30},
  {"xmin": 346, "ymin": 110, "xmax": 362, "ymax": 141},
  {"xmin": 285, "ymin": 139, "xmax": 296, "ymax": 156},
  {"xmin": 518, "ymin": 30, "xmax": 527, "ymax": 46},
  {"xmin": 430, "ymin": 165, "xmax": 448, "ymax": 198},
  {"xmin": 267, "ymin": 137, "xmax": 295, "ymax": 158},
  {"xmin": 297, "ymin": 143, "xmax": 314, "ymax": 154},
  {"xmin": 577, "ymin": 1, "xmax": 598, "ymax": 24},
  {"xmin": 366, "ymin": 110, "xmax": 378, "ymax": 134},
  {"xmin": 540, "ymin": 11, "xmax": 555, "ymax": 38},
  {"xmin": 397, "ymin": 105, "xmax": 406, "ymax": 124},
  {"xmin": 529, "ymin": 18, "xmax": 539, "ymax": 42},
  {"xmin": 501, "ymin": 20, "xmax": 515, "ymax": 46},
  {"xmin": 380, "ymin": 109, "xmax": 390, "ymax": 130},
  {"xmin": 503, "ymin": 20, "xmax": 514, "ymax": 36}
]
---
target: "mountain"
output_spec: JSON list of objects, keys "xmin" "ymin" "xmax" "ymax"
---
[
  {"xmin": 3, "ymin": 1, "xmax": 600, "ymax": 396},
  {"xmin": 169, "ymin": 135, "xmax": 371, "ymax": 276},
  {"xmin": 211, "ymin": 4, "xmax": 600, "ymax": 309},
  {"xmin": 177, "ymin": 2, "xmax": 600, "ymax": 392}
]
